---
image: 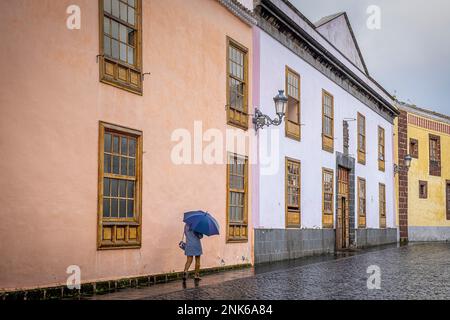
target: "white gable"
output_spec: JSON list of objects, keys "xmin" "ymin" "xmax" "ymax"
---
[
  {"xmin": 316, "ymin": 13, "xmax": 368, "ymax": 75},
  {"xmin": 260, "ymin": 0, "xmax": 394, "ymax": 108}
]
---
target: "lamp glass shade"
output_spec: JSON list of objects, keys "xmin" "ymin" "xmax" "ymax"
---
[
  {"xmin": 274, "ymin": 90, "xmax": 288, "ymax": 116},
  {"xmin": 404, "ymin": 155, "xmax": 412, "ymax": 168}
]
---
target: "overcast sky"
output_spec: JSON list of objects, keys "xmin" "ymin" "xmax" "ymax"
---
[{"xmin": 291, "ymin": 0, "xmax": 450, "ymax": 115}]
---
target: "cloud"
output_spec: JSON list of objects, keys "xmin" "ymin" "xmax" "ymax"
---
[{"xmin": 290, "ymin": 0, "xmax": 450, "ymax": 114}]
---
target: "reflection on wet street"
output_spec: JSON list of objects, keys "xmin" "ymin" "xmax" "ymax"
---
[{"xmin": 89, "ymin": 243, "xmax": 450, "ymax": 300}]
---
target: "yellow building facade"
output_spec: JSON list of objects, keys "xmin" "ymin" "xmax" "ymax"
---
[{"xmin": 395, "ymin": 103, "xmax": 450, "ymax": 242}]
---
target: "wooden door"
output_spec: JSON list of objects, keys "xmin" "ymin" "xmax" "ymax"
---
[{"xmin": 336, "ymin": 167, "xmax": 350, "ymax": 250}]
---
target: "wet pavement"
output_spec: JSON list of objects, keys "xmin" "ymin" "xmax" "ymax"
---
[{"xmin": 89, "ymin": 243, "xmax": 450, "ymax": 300}]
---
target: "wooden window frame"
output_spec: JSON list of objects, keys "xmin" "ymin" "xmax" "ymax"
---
[
  {"xmin": 429, "ymin": 134, "xmax": 441, "ymax": 177},
  {"xmin": 378, "ymin": 126, "xmax": 385, "ymax": 172},
  {"xmin": 409, "ymin": 138, "xmax": 419, "ymax": 159},
  {"xmin": 419, "ymin": 180, "xmax": 428, "ymax": 199},
  {"xmin": 226, "ymin": 37, "xmax": 249, "ymax": 130},
  {"xmin": 322, "ymin": 168, "xmax": 334, "ymax": 229},
  {"xmin": 358, "ymin": 177, "xmax": 366, "ymax": 228},
  {"xmin": 379, "ymin": 183, "xmax": 386, "ymax": 229},
  {"xmin": 99, "ymin": 0, "xmax": 143, "ymax": 95},
  {"xmin": 357, "ymin": 113, "xmax": 366, "ymax": 165},
  {"xmin": 226, "ymin": 153, "xmax": 248, "ymax": 243},
  {"xmin": 322, "ymin": 90, "xmax": 334, "ymax": 153},
  {"xmin": 285, "ymin": 158, "xmax": 301, "ymax": 228},
  {"xmin": 98, "ymin": 122, "xmax": 143, "ymax": 250},
  {"xmin": 285, "ymin": 66, "xmax": 301, "ymax": 141}
]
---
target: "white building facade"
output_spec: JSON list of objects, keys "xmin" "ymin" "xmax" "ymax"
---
[{"xmin": 251, "ymin": 0, "xmax": 399, "ymax": 263}]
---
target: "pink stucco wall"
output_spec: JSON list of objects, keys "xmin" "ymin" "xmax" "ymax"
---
[{"xmin": 0, "ymin": 0, "xmax": 253, "ymax": 291}]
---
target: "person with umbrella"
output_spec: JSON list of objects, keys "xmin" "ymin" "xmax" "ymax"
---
[
  {"xmin": 182, "ymin": 211, "xmax": 220, "ymax": 282},
  {"xmin": 182, "ymin": 223, "xmax": 203, "ymax": 281}
]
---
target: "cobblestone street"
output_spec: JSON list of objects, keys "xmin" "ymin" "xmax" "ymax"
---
[{"xmin": 90, "ymin": 243, "xmax": 450, "ymax": 300}]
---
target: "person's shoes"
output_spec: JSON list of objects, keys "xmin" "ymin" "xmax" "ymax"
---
[
  {"xmin": 194, "ymin": 276, "xmax": 202, "ymax": 281},
  {"xmin": 182, "ymin": 272, "xmax": 188, "ymax": 281}
]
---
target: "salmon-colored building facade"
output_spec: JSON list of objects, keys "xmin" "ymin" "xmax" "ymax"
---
[{"xmin": 0, "ymin": 0, "xmax": 255, "ymax": 292}]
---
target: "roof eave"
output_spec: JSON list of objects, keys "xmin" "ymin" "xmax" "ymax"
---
[{"xmin": 217, "ymin": 0, "xmax": 257, "ymax": 26}]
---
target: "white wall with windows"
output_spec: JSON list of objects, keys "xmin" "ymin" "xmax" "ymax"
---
[{"xmin": 254, "ymin": 28, "xmax": 395, "ymax": 230}]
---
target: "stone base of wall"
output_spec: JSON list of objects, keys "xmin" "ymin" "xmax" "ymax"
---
[
  {"xmin": 408, "ymin": 226, "xmax": 450, "ymax": 242},
  {"xmin": 355, "ymin": 228, "xmax": 398, "ymax": 248},
  {"xmin": 254, "ymin": 229, "xmax": 335, "ymax": 264}
]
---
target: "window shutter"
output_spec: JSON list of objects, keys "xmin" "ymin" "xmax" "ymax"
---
[
  {"xmin": 286, "ymin": 158, "xmax": 301, "ymax": 228},
  {"xmin": 285, "ymin": 67, "xmax": 301, "ymax": 140},
  {"xmin": 226, "ymin": 38, "xmax": 249, "ymax": 130},
  {"xmin": 322, "ymin": 90, "xmax": 334, "ymax": 153},
  {"xmin": 429, "ymin": 134, "xmax": 441, "ymax": 176}
]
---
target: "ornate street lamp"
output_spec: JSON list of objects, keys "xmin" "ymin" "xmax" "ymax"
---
[
  {"xmin": 253, "ymin": 90, "xmax": 288, "ymax": 132},
  {"xmin": 394, "ymin": 154, "xmax": 413, "ymax": 175}
]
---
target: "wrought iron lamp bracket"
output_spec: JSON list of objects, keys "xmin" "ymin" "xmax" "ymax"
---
[{"xmin": 253, "ymin": 108, "xmax": 284, "ymax": 132}]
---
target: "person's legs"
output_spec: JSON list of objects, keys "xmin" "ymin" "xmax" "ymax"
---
[
  {"xmin": 183, "ymin": 256, "xmax": 193, "ymax": 280},
  {"xmin": 194, "ymin": 256, "xmax": 201, "ymax": 279}
]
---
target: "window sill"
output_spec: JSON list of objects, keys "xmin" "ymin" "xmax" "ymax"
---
[
  {"xmin": 102, "ymin": 220, "xmax": 140, "ymax": 225},
  {"xmin": 227, "ymin": 120, "xmax": 249, "ymax": 131},
  {"xmin": 286, "ymin": 120, "xmax": 301, "ymax": 141},
  {"xmin": 322, "ymin": 134, "xmax": 334, "ymax": 154},
  {"xmin": 285, "ymin": 225, "xmax": 301, "ymax": 229},
  {"xmin": 227, "ymin": 107, "xmax": 249, "ymax": 131},
  {"xmin": 98, "ymin": 243, "xmax": 141, "ymax": 251},
  {"xmin": 286, "ymin": 131, "xmax": 301, "ymax": 142},
  {"xmin": 100, "ymin": 56, "xmax": 143, "ymax": 96},
  {"xmin": 378, "ymin": 161, "xmax": 385, "ymax": 172},
  {"xmin": 226, "ymin": 239, "xmax": 248, "ymax": 244},
  {"xmin": 358, "ymin": 157, "xmax": 366, "ymax": 165}
]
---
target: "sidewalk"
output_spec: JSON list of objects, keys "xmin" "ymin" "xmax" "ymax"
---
[{"xmin": 87, "ymin": 267, "xmax": 255, "ymax": 300}]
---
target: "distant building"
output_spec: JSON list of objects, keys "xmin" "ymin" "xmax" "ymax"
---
[
  {"xmin": 251, "ymin": 0, "xmax": 399, "ymax": 263},
  {"xmin": 395, "ymin": 103, "xmax": 450, "ymax": 242}
]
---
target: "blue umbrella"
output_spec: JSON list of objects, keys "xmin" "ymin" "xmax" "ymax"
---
[{"xmin": 183, "ymin": 211, "xmax": 220, "ymax": 236}]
